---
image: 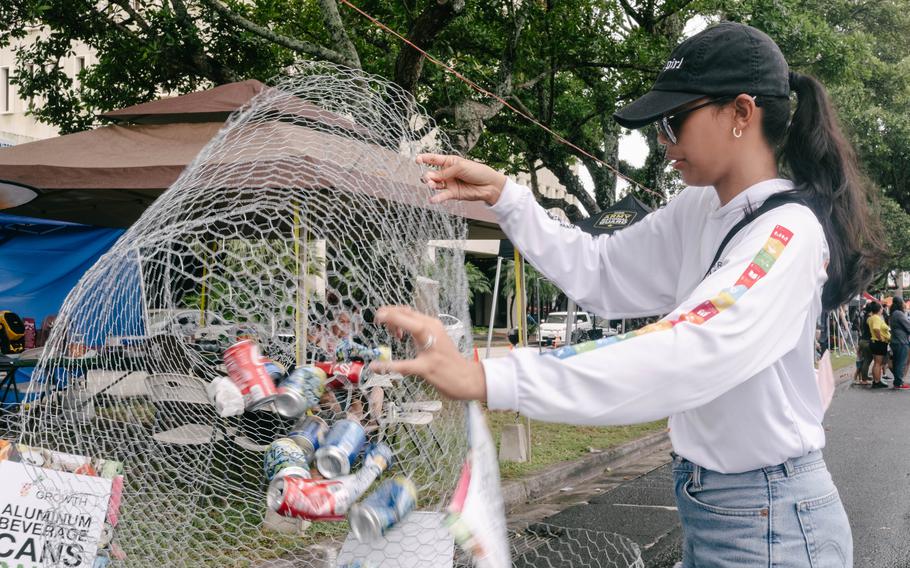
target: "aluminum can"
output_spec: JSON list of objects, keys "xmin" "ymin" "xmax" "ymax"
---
[
  {"xmin": 315, "ymin": 360, "xmax": 372, "ymax": 389},
  {"xmin": 264, "ymin": 438, "xmax": 312, "ymax": 482},
  {"xmin": 224, "ymin": 340, "xmax": 277, "ymax": 410},
  {"xmin": 267, "ymin": 475, "xmax": 348, "ymax": 521},
  {"xmin": 334, "ymin": 339, "xmax": 391, "ymax": 363},
  {"xmin": 274, "ymin": 366, "xmax": 326, "ymax": 418},
  {"xmin": 262, "ymin": 359, "xmax": 287, "ymax": 383},
  {"xmin": 315, "ymin": 419, "xmax": 366, "ymax": 478},
  {"xmin": 288, "ymin": 415, "xmax": 329, "ymax": 458},
  {"xmin": 267, "ymin": 443, "xmax": 392, "ymax": 521},
  {"xmin": 349, "ymin": 477, "xmax": 418, "ymax": 542}
]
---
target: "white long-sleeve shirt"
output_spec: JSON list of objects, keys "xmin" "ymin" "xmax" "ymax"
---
[{"xmin": 482, "ymin": 178, "xmax": 830, "ymax": 474}]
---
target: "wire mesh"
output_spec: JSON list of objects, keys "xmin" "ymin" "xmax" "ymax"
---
[
  {"xmin": 14, "ymin": 61, "xmax": 471, "ymax": 567},
  {"xmin": 9, "ymin": 61, "xmax": 645, "ymax": 568}
]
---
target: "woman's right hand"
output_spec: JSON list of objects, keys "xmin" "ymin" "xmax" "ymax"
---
[{"xmin": 417, "ymin": 154, "xmax": 508, "ymax": 207}]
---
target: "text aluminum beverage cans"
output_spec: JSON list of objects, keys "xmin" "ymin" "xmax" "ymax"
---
[
  {"xmin": 264, "ymin": 438, "xmax": 312, "ymax": 482},
  {"xmin": 349, "ymin": 477, "xmax": 418, "ymax": 542},
  {"xmin": 288, "ymin": 415, "xmax": 329, "ymax": 458},
  {"xmin": 315, "ymin": 419, "xmax": 366, "ymax": 478},
  {"xmin": 274, "ymin": 366, "xmax": 326, "ymax": 418},
  {"xmin": 223, "ymin": 340, "xmax": 277, "ymax": 410}
]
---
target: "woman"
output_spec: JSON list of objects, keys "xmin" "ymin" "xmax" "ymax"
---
[
  {"xmin": 890, "ymin": 296, "xmax": 910, "ymax": 390},
  {"xmin": 854, "ymin": 303, "xmax": 874, "ymax": 385},
  {"xmin": 374, "ymin": 22, "xmax": 885, "ymax": 566},
  {"xmin": 887, "ymin": 296, "xmax": 910, "ymax": 389},
  {"xmin": 867, "ymin": 301, "xmax": 891, "ymax": 389}
]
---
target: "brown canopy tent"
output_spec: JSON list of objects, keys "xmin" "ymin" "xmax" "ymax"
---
[{"xmin": 0, "ymin": 80, "xmax": 503, "ymax": 238}]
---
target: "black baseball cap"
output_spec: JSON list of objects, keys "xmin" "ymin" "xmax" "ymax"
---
[{"xmin": 613, "ymin": 22, "xmax": 790, "ymax": 129}]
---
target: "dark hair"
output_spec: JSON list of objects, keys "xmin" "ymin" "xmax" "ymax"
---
[
  {"xmin": 756, "ymin": 72, "xmax": 887, "ymax": 311},
  {"xmin": 893, "ymin": 296, "xmax": 904, "ymax": 312},
  {"xmin": 868, "ymin": 301, "xmax": 882, "ymax": 314}
]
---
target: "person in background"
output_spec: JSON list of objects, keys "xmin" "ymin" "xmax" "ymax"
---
[
  {"xmin": 867, "ymin": 302, "xmax": 891, "ymax": 389},
  {"xmin": 888, "ymin": 296, "xmax": 910, "ymax": 390},
  {"xmin": 854, "ymin": 302, "xmax": 873, "ymax": 385}
]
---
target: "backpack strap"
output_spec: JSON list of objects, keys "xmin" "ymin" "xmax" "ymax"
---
[{"xmin": 704, "ymin": 192, "xmax": 807, "ymax": 280}]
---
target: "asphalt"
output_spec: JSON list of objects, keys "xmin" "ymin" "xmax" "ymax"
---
[{"xmin": 506, "ymin": 371, "xmax": 910, "ymax": 568}]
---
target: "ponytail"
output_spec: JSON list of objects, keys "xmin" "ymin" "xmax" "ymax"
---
[{"xmin": 760, "ymin": 72, "xmax": 887, "ymax": 311}]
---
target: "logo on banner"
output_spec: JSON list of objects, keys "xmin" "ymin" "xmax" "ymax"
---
[{"xmin": 594, "ymin": 211, "xmax": 637, "ymax": 230}]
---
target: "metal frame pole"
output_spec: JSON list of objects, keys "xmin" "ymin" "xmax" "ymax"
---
[{"xmin": 485, "ymin": 256, "xmax": 503, "ymax": 358}]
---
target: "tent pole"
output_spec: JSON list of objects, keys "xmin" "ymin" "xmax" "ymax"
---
[
  {"xmin": 485, "ymin": 256, "xmax": 503, "ymax": 359},
  {"xmin": 514, "ymin": 249, "xmax": 524, "ymax": 347},
  {"xmin": 565, "ymin": 298, "xmax": 576, "ymax": 346},
  {"xmin": 294, "ymin": 206, "xmax": 310, "ymax": 368}
]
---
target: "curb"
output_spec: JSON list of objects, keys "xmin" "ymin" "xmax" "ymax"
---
[{"xmin": 500, "ymin": 428, "xmax": 671, "ymax": 511}]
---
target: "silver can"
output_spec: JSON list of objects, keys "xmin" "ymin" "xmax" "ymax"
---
[
  {"xmin": 349, "ymin": 477, "xmax": 418, "ymax": 542},
  {"xmin": 315, "ymin": 419, "xmax": 366, "ymax": 478},
  {"xmin": 274, "ymin": 366, "xmax": 326, "ymax": 418},
  {"xmin": 288, "ymin": 415, "xmax": 329, "ymax": 458},
  {"xmin": 264, "ymin": 438, "xmax": 312, "ymax": 482}
]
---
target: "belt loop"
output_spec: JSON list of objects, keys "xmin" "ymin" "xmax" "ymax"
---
[
  {"xmin": 783, "ymin": 457, "xmax": 795, "ymax": 477},
  {"xmin": 691, "ymin": 463, "xmax": 703, "ymax": 490}
]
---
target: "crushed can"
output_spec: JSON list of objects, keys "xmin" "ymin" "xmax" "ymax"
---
[
  {"xmin": 288, "ymin": 415, "xmax": 329, "ymax": 459},
  {"xmin": 264, "ymin": 438, "xmax": 312, "ymax": 482},
  {"xmin": 315, "ymin": 419, "xmax": 367, "ymax": 478},
  {"xmin": 224, "ymin": 340, "xmax": 277, "ymax": 410},
  {"xmin": 274, "ymin": 366, "xmax": 326, "ymax": 418},
  {"xmin": 349, "ymin": 476, "xmax": 418, "ymax": 542}
]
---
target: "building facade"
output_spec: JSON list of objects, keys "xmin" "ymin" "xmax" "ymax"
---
[{"xmin": 0, "ymin": 29, "xmax": 96, "ymax": 146}]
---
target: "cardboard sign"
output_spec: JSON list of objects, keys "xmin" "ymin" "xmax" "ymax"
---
[{"xmin": 0, "ymin": 440, "xmax": 122, "ymax": 567}]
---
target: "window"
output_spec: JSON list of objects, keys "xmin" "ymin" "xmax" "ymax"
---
[
  {"xmin": 75, "ymin": 56, "xmax": 85, "ymax": 75},
  {"xmin": 1, "ymin": 67, "xmax": 9, "ymax": 113}
]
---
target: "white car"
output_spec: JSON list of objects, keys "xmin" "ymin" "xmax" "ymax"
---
[
  {"xmin": 145, "ymin": 309, "xmax": 236, "ymax": 344},
  {"xmin": 539, "ymin": 311, "xmax": 593, "ymax": 345},
  {"xmin": 438, "ymin": 313, "xmax": 468, "ymax": 351}
]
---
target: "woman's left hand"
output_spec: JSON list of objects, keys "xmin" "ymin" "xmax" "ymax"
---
[{"xmin": 369, "ymin": 306, "xmax": 487, "ymax": 401}]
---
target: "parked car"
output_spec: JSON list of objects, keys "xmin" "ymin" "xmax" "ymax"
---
[
  {"xmin": 539, "ymin": 311, "xmax": 594, "ymax": 345},
  {"xmin": 145, "ymin": 309, "xmax": 237, "ymax": 348}
]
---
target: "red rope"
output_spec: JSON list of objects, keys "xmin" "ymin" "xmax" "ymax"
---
[{"xmin": 337, "ymin": 0, "xmax": 664, "ymax": 204}]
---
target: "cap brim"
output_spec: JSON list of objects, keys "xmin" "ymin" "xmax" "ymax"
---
[{"xmin": 613, "ymin": 90, "xmax": 706, "ymax": 129}]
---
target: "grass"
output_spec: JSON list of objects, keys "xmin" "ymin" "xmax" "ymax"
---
[
  {"xmin": 830, "ymin": 352, "xmax": 856, "ymax": 371},
  {"xmin": 485, "ymin": 410, "xmax": 667, "ymax": 481}
]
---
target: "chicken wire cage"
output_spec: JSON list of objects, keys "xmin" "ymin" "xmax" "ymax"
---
[{"xmin": 9, "ymin": 62, "xmax": 644, "ymax": 568}]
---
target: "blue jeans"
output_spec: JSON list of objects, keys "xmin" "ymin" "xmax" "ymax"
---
[
  {"xmin": 673, "ymin": 451, "xmax": 852, "ymax": 567},
  {"xmin": 890, "ymin": 342, "xmax": 908, "ymax": 387}
]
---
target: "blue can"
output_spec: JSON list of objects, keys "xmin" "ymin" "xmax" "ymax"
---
[
  {"xmin": 262, "ymin": 359, "xmax": 286, "ymax": 383},
  {"xmin": 288, "ymin": 415, "xmax": 329, "ymax": 458},
  {"xmin": 314, "ymin": 419, "xmax": 366, "ymax": 478},
  {"xmin": 274, "ymin": 366, "xmax": 326, "ymax": 418},
  {"xmin": 349, "ymin": 477, "xmax": 418, "ymax": 541},
  {"xmin": 264, "ymin": 438, "xmax": 311, "ymax": 482}
]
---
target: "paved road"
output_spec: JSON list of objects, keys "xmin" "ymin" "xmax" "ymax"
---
[{"xmin": 507, "ymin": 377, "xmax": 910, "ymax": 567}]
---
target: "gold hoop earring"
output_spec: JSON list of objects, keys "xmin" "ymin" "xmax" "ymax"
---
[{"xmin": 733, "ymin": 127, "xmax": 743, "ymax": 138}]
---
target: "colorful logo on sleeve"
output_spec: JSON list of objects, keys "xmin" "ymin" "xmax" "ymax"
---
[{"xmin": 546, "ymin": 225, "xmax": 794, "ymax": 360}]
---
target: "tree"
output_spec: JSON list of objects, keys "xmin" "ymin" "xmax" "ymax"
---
[
  {"xmin": 873, "ymin": 197, "xmax": 910, "ymax": 291},
  {"xmin": 464, "ymin": 261, "xmax": 491, "ymax": 305},
  {"xmin": 0, "ymin": 0, "xmax": 703, "ymax": 217}
]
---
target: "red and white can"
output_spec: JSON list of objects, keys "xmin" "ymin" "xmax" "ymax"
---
[
  {"xmin": 223, "ymin": 340, "xmax": 277, "ymax": 410},
  {"xmin": 315, "ymin": 361, "xmax": 368, "ymax": 389}
]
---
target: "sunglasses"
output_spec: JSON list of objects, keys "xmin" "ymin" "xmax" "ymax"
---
[{"xmin": 658, "ymin": 96, "xmax": 737, "ymax": 145}]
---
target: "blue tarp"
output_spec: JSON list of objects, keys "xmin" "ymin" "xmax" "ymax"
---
[{"xmin": 0, "ymin": 213, "xmax": 125, "ymax": 328}]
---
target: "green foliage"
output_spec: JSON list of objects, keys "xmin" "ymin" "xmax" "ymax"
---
[
  {"xmin": 875, "ymin": 196, "xmax": 910, "ymax": 282},
  {"xmin": 464, "ymin": 261, "xmax": 491, "ymax": 304}
]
